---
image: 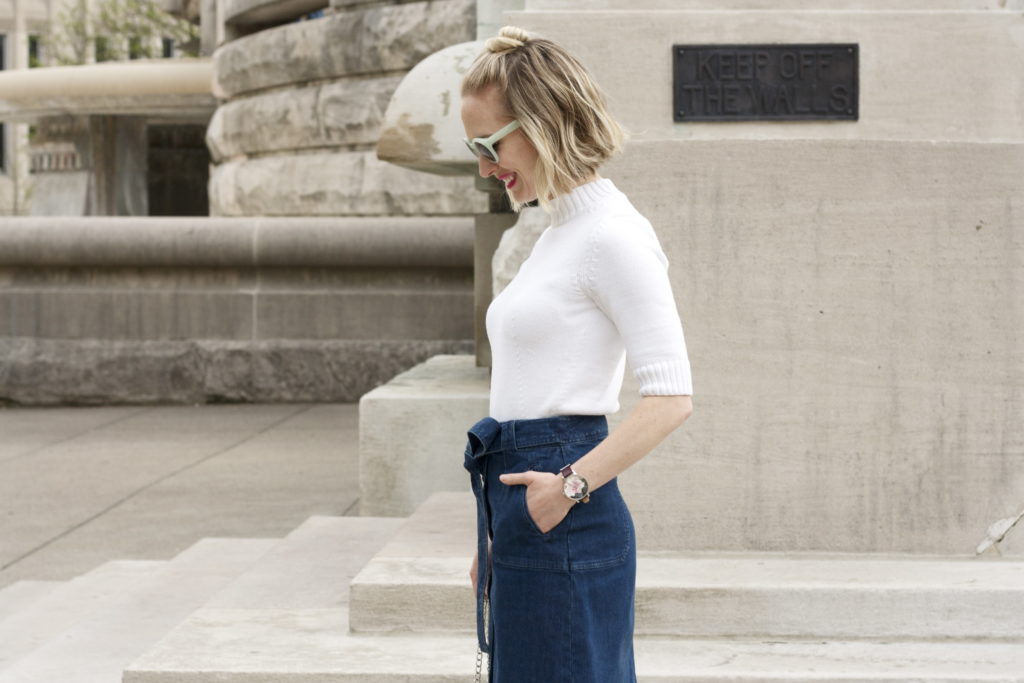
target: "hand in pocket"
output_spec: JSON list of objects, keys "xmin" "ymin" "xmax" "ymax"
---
[{"xmin": 500, "ymin": 470, "xmax": 574, "ymax": 534}]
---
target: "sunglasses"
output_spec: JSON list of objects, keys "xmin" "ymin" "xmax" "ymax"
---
[{"xmin": 463, "ymin": 120, "xmax": 521, "ymax": 165}]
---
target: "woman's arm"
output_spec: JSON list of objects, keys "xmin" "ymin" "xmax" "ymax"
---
[{"xmin": 500, "ymin": 394, "xmax": 692, "ymax": 533}]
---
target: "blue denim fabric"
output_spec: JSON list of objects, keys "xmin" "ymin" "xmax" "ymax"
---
[{"xmin": 464, "ymin": 415, "xmax": 637, "ymax": 683}]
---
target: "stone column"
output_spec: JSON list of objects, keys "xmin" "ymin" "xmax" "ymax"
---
[
  {"xmin": 87, "ymin": 116, "xmax": 115, "ymax": 215},
  {"xmin": 10, "ymin": 0, "xmax": 31, "ymax": 215},
  {"xmin": 87, "ymin": 116, "xmax": 149, "ymax": 216},
  {"xmin": 200, "ymin": 0, "xmax": 217, "ymax": 56}
]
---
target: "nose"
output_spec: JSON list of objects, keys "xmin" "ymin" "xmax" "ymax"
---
[{"xmin": 477, "ymin": 155, "xmax": 498, "ymax": 178}]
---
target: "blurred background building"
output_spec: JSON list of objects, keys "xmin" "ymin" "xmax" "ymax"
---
[{"xmin": 0, "ymin": 0, "xmax": 1022, "ymax": 679}]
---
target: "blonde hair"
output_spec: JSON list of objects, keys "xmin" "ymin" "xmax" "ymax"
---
[{"xmin": 462, "ymin": 26, "xmax": 626, "ymax": 212}]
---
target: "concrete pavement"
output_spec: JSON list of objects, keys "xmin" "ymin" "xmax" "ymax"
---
[{"xmin": 0, "ymin": 403, "xmax": 360, "ymax": 590}]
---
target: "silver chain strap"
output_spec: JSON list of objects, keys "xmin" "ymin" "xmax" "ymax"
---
[{"xmin": 475, "ymin": 596, "xmax": 489, "ymax": 682}]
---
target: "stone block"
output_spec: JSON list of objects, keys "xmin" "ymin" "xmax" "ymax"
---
[
  {"xmin": 0, "ymin": 290, "xmax": 253, "ymax": 341},
  {"xmin": 213, "ymin": 0, "xmax": 474, "ymax": 98},
  {"xmin": 208, "ymin": 151, "xmax": 488, "ymax": 216},
  {"xmin": 206, "ymin": 75, "xmax": 402, "ymax": 162},
  {"xmin": 0, "ymin": 338, "xmax": 473, "ymax": 405},
  {"xmin": 597, "ymin": 139, "xmax": 1024, "ymax": 554},
  {"xmin": 359, "ymin": 355, "xmax": 489, "ymax": 516},
  {"xmin": 510, "ymin": 9, "xmax": 1024, "ymax": 141}
]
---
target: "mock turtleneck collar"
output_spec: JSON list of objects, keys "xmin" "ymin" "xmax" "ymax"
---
[{"xmin": 547, "ymin": 178, "xmax": 617, "ymax": 227}]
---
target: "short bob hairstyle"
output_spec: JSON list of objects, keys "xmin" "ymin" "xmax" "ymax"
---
[{"xmin": 461, "ymin": 26, "xmax": 625, "ymax": 212}]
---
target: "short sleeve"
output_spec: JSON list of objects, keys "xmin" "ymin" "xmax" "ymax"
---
[{"xmin": 581, "ymin": 219, "xmax": 693, "ymax": 396}]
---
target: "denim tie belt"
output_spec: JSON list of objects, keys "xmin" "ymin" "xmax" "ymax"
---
[{"xmin": 463, "ymin": 416, "xmax": 502, "ymax": 654}]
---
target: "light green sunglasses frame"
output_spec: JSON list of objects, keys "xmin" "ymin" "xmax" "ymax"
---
[{"xmin": 463, "ymin": 120, "xmax": 521, "ymax": 165}]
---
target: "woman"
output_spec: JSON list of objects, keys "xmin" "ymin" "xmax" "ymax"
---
[{"xmin": 461, "ymin": 26, "xmax": 693, "ymax": 682}]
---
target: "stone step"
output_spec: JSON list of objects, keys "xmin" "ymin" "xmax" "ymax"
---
[
  {"xmin": 509, "ymin": 8, "xmax": 1024, "ymax": 142},
  {"xmin": 349, "ymin": 493, "xmax": 1024, "ymax": 640},
  {"xmin": 125, "ymin": 622, "xmax": 1024, "ymax": 682},
  {"xmin": 0, "ymin": 538, "xmax": 276, "ymax": 683},
  {"xmin": 201, "ymin": 515, "xmax": 405, "ymax": 609},
  {"xmin": 125, "ymin": 516, "xmax": 404, "ymax": 679},
  {"xmin": 0, "ymin": 580, "xmax": 62, "ymax": 623},
  {"xmin": 358, "ymin": 354, "xmax": 489, "ymax": 517},
  {"xmin": 0, "ymin": 560, "xmax": 165, "ymax": 672}
]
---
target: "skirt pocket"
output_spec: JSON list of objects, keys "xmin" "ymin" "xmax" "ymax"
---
[
  {"xmin": 490, "ymin": 445, "xmax": 569, "ymax": 571},
  {"xmin": 561, "ymin": 440, "xmax": 634, "ymax": 571}
]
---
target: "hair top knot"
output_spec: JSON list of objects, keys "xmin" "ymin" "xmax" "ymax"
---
[{"xmin": 485, "ymin": 25, "xmax": 531, "ymax": 55}]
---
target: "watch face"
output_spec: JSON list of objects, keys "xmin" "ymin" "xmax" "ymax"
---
[{"xmin": 563, "ymin": 473, "xmax": 589, "ymax": 500}]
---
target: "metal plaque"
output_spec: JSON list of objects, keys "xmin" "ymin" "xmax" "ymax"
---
[{"xmin": 673, "ymin": 44, "xmax": 858, "ymax": 121}]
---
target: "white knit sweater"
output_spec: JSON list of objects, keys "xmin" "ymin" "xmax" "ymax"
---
[{"xmin": 486, "ymin": 178, "xmax": 692, "ymax": 422}]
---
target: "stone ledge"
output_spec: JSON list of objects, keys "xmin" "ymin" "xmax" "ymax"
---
[
  {"xmin": 213, "ymin": 0, "xmax": 474, "ymax": 98},
  {"xmin": 0, "ymin": 338, "xmax": 473, "ymax": 405},
  {"xmin": 0, "ymin": 216, "xmax": 474, "ymax": 268},
  {"xmin": 0, "ymin": 60, "xmax": 215, "ymax": 122}
]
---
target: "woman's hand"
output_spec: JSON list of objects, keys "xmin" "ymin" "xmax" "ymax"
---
[{"xmin": 500, "ymin": 471, "xmax": 575, "ymax": 533}]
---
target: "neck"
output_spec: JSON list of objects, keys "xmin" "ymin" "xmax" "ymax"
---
[{"xmin": 547, "ymin": 176, "xmax": 617, "ymax": 226}]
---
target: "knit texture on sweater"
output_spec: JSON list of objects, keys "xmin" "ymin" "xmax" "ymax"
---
[{"xmin": 486, "ymin": 178, "xmax": 692, "ymax": 421}]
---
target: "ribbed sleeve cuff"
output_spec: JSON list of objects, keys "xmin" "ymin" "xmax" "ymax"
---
[{"xmin": 634, "ymin": 359, "xmax": 693, "ymax": 396}]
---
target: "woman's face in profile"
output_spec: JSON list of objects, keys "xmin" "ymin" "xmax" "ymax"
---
[{"xmin": 461, "ymin": 85, "xmax": 539, "ymax": 204}]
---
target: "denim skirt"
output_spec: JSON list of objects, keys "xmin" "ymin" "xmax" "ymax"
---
[{"xmin": 464, "ymin": 414, "xmax": 637, "ymax": 683}]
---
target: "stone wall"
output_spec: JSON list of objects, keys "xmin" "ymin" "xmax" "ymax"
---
[
  {"xmin": 208, "ymin": 0, "xmax": 486, "ymax": 217},
  {"xmin": 0, "ymin": 216, "xmax": 474, "ymax": 405},
  {"xmin": 491, "ymin": 5, "xmax": 1024, "ymax": 555}
]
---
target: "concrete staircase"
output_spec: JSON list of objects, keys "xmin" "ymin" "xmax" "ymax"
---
[
  {"xmin": 1, "ymin": 492, "xmax": 1018, "ymax": 682},
  {"xmin": 0, "ymin": 493, "xmax": 1019, "ymax": 679}
]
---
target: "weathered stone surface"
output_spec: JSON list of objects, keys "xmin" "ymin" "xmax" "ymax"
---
[
  {"xmin": 491, "ymin": 206, "xmax": 547, "ymax": 296},
  {"xmin": 0, "ymin": 338, "xmax": 473, "ymax": 405},
  {"xmin": 206, "ymin": 75, "xmax": 402, "ymax": 161},
  {"xmin": 214, "ymin": 0, "xmax": 475, "ymax": 98},
  {"xmin": 209, "ymin": 151, "xmax": 487, "ymax": 216},
  {"xmin": 377, "ymin": 40, "xmax": 483, "ymax": 176}
]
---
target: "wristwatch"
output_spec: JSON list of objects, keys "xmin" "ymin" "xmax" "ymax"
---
[{"xmin": 559, "ymin": 464, "xmax": 590, "ymax": 504}]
